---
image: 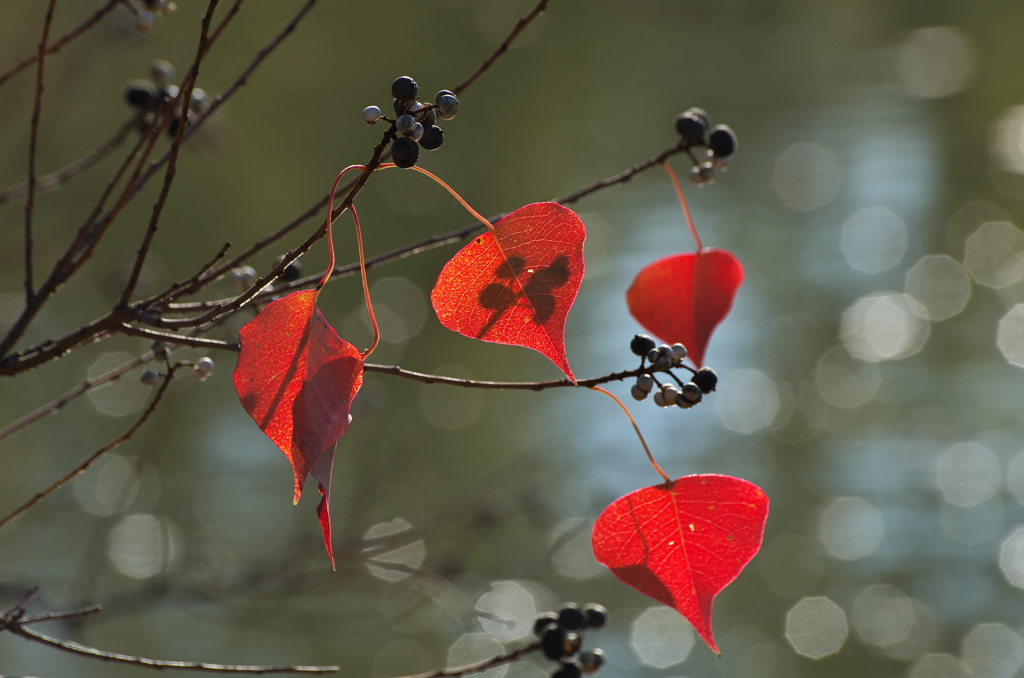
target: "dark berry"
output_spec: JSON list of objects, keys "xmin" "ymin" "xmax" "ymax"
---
[
  {"xmin": 419, "ymin": 124, "xmax": 444, "ymax": 150},
  {"xmin": 679, "ymin": 382, "xmax": 702, "ymax": 404},
  {"xmin": 691, "ymin": 366, "xmax": 718, "ymax": 394},
  {"xmin": 124, "ymin": 80, "xmax": 157, "ymax": 109},
  {"xmin": 558, "ymin": 603, "xmax": 586, "ymax": 631},
  {"xmin": 708, "ymin": 124, "xmax": 737, "ymax": 158},
  {"xmin": 578, "ymin": 649, "xmax": 606, "ymax": 675},
  {"xmin": 582, "ymin": 603, "xmax": 608, "ymax": 629},
  {"xmin": 553, "ymin": 662, "xmax": 582, "ymax": 678},
  {"xmin": 542, "ymin": 625, "xmax": 568, "ymax": 660},
  {"xmin": 675, "ymin": 108, "xmax": 708, "ymax": 145},
  {"xmin": 392, "ymin": 137, "xmax": 420, "ymax": 168},
  {"xmin": 392, "ymin": 98, "xmax": 406, "ymax": 116},
  {"xmin": 533, "ymin": 612, "xmax": 561, "ymax": 638},
  {"xmin": 391, "ymin": 76, "xmax": 418, "ymax": 103},
  {"xmin": 283, "ymin": 260, "xmax": 302, "ymax": 281},
  {"xmin": 630, "ymin": 334, "xmax": 656, "ymax": 357},
  {"xmin": 435, "ymin": 93, "xmax": 459, "ymax": 120},
  {"xmin": 420, "ymin": 107, "xmax": 438, "ymax": 127},
  {"xmin": 167, "ymin": 114, "xmax": 182, "ymax": 137}
]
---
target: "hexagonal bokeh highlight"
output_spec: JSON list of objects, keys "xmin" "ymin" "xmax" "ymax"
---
[
  {"xmin": 840, "ymin": 293, "xmax": 928, "ymax": 363},
  {"xmin": 714, "ymin": 368, "xmax": 781, "ymax": 434},
  {"xmin": 905, "ymin": 255, "xmax": 971, "ymax": 320},
  {"xmin": 362, "ymin": 517, "xmax": 425, "ymax": 582},
  {"xmin": 630, "ymin": 607, "xmax": 694, "ymax": 668},
  {"xmin": 992, "ymin": 106, "xmax": 1024, "ymax": 175},
  {"xmin": 964, "ymin": 221, "xmax": 1024, "ymax": 287},
  {"xmin": 909, "ymin": 653, "xmax": 970, "ymax": 678},
  {"xmin": 785, "ymin": 596, "xmax": 847, "ymax": 658},
  {"xmin": 852, "ymin": 585, "xmax": 916, "ymax": 651},
  {"xmin": 935, "ymin": 442, "xmax": 1001, "ymax": 507},
  {"xmin": 448, "ymin": 633, "xmax": 506, "ymax": 678},
  {"xmin": 999, "ymin": 526, "xmax": 1024, "ymax": 588},
  {"xmin": 475, "ymin": 581, "xmax": 536, "ymax": 642},
  {"xmin": 962, "ymin": 623, "xmax": 1024, "ymax": 678},
  {"xmin": 1008, "ymin": 448, "xmax": 1024, "ymax": 504},
  {"xmin": 896, "ymin": 27, "xmax": 977, "ymax": 99},
  {"xmin": 840, "ymin": 207, "xmax": 908, "ymax": 273},
  {"xmin": 774, "ymin": 142, "xmax": 841, "ymax": 211},
  {"xmin": 998, "ymin": 305, "xmax": 1024, "ymax": 367},
  {"xmin": 88, "ymin": 352, "xmax": 150, "ymax": 416},
  {"xmin": 817, "ymin": 496, "xmax": 885, "ymax": 560}
]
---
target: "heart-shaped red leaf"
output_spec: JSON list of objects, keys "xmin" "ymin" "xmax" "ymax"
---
[
  {"xmin": 592, "ymin": 474, "xmax": 768, "ymax": 655},
  {"xmin": 626, "ymin": 248, "xmax": 743, "ymax": 367},
  {"xmin": 431, "ymin": 202, "xmax": 585, "ymax": 381},
  {"xmin": 233, "ymin": 289, "xmax": 364, "ymax": 567}
]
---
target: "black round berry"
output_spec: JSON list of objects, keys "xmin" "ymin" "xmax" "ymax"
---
[
  {"xmin": 630, "ymin": 334, "xmax": 656, "ymax": 357},
  {"xmin": 582, "ymin": 603, "xmax": 608, "ymax": 629},
  {"xmin": 553, "ymin": 662, "xmax": 582, "ymax": 678},
  {"xmin": 283, "ymin": 261, "xmax": 302, "ymax": 281},
  {"xmin": 578, "ymin": 649, "xmax": 606, "ymax": 675},
  {"xmin": 392, "ymin": 137, "xmax": 420, "ymax": 168},
  {"xmin": 675, "ymin": 109, "xmax": 708, "ymax": 145},
  {"xmin": 124, "ymin": 80, "xmax": 157, "ymax": 109},
  {"xmin": 708, "ymin": 124, "xmax": 737, "ymax": 158},
  {"xmin": 391, "ymin": 76, "xmax": 418, "ymax": 103},
  {"xmin": 419, "ymin": 124, "xmax": 444, "ymax": 150},
  {"xmin": 533, "ymin": 612, "xmax": 561, "ymax": 638},
  {"xmin": 691, "ymin": 366, "xmax": 718, "ymax": 394},
  {"xmin": 558, "ymin": 603, "xmax": 587, "ymax": 631},
  {"xmin": 542, "ymin": 626, "xmax": 568, "ymax": 660}
]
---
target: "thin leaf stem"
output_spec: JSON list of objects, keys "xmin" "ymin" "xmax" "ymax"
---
[
  {"xmin": 349, "ymin": 204, "xmax": 379, "ymax": 358},
  {"xmin": 589, "ymin": 386, "xmax": 670, "ymax": 483},
  {"xmin": 393, "ymin": 164, "xmax": 495, "ymax": 232},
  {"xmin": 662, "ymin": 162, "xmax": 701, "ymax": 251}
]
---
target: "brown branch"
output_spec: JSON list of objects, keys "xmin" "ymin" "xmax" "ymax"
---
[
  {"xmin": 118, "ymin": 324, "xmax": 238, "ymax": 351},
  {"xmin": 5, "ymin": 623, "xmax": 339, "ymax": 673},
  {"xmin": 0, "ymin": 362, "xmax": 176, "ymax": 530},
  {"xmin": 119, "ymin": 0, "xmax": 221, "ymax": 306},
  {"xmin": 0, "ymin": 352, "xmax": 152, "ymax": 445},
  {"xmin": 363, "ymin": 364, "xmax": 652, "ymax": 390},
  {"xmin": 24, "ymin": 0, "xmax": 59, "ymax": 300},
  {"xmin": 0, "ymin": 0, "xmax": 120, "ymax": 90},
  {"xmin": 453, "ymin": 0, "xmax": 551, "ymax": 95},
  {"xmin": 19, "ymin": 605, "xmax": 103, "ymax": 625},
  {"xmin": 397, "ymin": 641, "xmax": 541, "ymax": 678},
  {"xmin": 0, "ymin": 119, "xmax": 134, "ymax": 205}
]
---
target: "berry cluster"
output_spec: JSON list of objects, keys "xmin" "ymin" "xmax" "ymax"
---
[
  {"xmin": 122, "ymin": 60, "xmax": 209, "ymax": 138},
  {"xmin": 673, "ymin": 107, "xmax": 737, "ymax": 187},
  {"xmin": 131, "ymin": 0, "xmax": 177, "ymax": 33},
  {"xmin": 361, "ymin": 76, "xmax": 459, "ymax": 169},
  {"xmin": 533, "ymin": 603, "xmax": 607, "ymax": 678},
  {"xmin": 628, "ymin": 334, "xmax": 718, "ymax": 409}
]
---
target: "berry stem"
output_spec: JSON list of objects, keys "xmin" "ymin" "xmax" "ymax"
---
[
  {"xmin": 662, "ymin": 162, "xmax": 701, "ymax": 251},
  {"xmin": 379, "ymin": 163, "xmax": 494, "ymax": 233},
  {"xmin": 589, "ymin": 386, "xmax": 671, "ymax": 484}
]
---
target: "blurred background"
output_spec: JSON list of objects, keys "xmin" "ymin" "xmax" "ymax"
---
[{"xmin": 2, "ymin": 0, "xmax": 1024, "ymax": 676}]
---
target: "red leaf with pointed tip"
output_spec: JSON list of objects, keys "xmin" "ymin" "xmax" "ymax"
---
[
  {"xmin": 626, "ymin": 248, "xmax": 743, "ymax": 367},
  {"xmin": 431, "ymin": 202, "xmax": 585, "ymax": 381},
  {"xmin": 233, "ymin": 289, "xmax": 363, "ymax": 567},
  {"xmin": 592, "ymin": 474, "xmax": 768, "ymax": 655}
]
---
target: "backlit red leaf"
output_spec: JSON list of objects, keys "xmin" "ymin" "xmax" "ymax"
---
[
  {"xmin": 626, "ymin": 248, "xmax": 743, "ymax": 367},
  {"xmin": 233, "ymin": 289, "xmax": 364, "ymax": 567},
  {"xmin": 592, "ymin": 474, "xmax": 768, "ymax": 655},
  {"xmin": 431, "ymin": 202, "xmax": 585, "ymax": 381}
]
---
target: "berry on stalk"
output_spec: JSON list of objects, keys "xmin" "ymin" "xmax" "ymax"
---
[
  {"xmin": 391, "ymin": 76, "xmax": 418, "ymax": 103},
  {"xmin": 630, "ymin": 333, "xmax": 656, "ymax": 357},
  {"xmin": 675, "ymin": 108, "xmax": 708, "ymax": 145},
  {"xmin": 533, "ymin": 612, "xmax": 561, "ymax": 638},
  {"xmin": 582, "ymin": 603, "xmax": 608, "ymax": 629},
  {"xmin": 392, "ymin": 137, "xmax": 420, "ymax": 168},
  {"xmin": 708, "ymin": 124, "xmax": 737, "ymax": 158},
  {"xmin": 419, "ymin": 124, "xmax": 444, "ymax": 150},
  {"xmin": 557, "ymin": 603, "xmax": 587, "ymax": 631},
  {"xmin": 691, "ymin": 366, "xmax": 718, "ymax": 393},
  {"xmin": 361, "ymin": 105, "xmax": 382, "ymax": 124}
]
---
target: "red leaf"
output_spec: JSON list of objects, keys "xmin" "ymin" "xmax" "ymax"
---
[
  {"xmin": 626, "ymin": 248, "xmax": 743, "ymax": 367},
  {"xmin": 233, "ymin": 290, "xmax": 364, "ymax": 567},
  {"xmin": 431, "ymin": 202, "xmax": 585, "ymax": 381},
  {"xmin": 592, "ymin": 474, "xmax": 768, "ymax": 655}
]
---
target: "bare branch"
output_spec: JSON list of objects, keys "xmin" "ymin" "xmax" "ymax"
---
[
  {"xmin": 0, "ymin": 0, "xmax": 120, "ymax": 90},
  {"xmin": 453, "ymin": 0, "xmax": 551, "ymax": 95},
  {"xmin": 395, "ymin": 641, "xmax": 541, "ymax": 678}
]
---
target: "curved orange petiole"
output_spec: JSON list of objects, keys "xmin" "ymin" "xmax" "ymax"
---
[
  {"xmin": 589, "ymin": 386, "xmax": 671, "ymax": 484},
  {"xmin": 378, "ymin": 163, "xmax": 494, "ymax": 233},
  {"xmin": 662, "ymin": 162, "xmax": 702, "ymax": 252}
]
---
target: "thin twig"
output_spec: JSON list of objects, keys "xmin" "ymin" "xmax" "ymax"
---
[
  {"xmin": 18, "ymin": 605, "xmax": 103, "ymax": 624},
  {"xmin": 0, "ymin": 119, "xmax": 134, "ymax": 205},
  {"xmin": 24, "ymin": 0, "xmax": 59, "ymax": 301},
  {"xmin": 0, "ymin": 352, "xmax": 152, "ymax": 445},
  {"xmin": 5, "ymin": 623, "xmax": 338, "ymax": 674},
  {"xmin": 453, "ymin": 0, "xmax": 551, "ymax": 95},
  {"xmin": 0, "ymin": 363, "xmax": 176, "ymax": 530},
  {"xmin": 0, "ymin": 0, "xmax": 120, "ymax": 90},
  {"xmin": 397, "ymin": 641, "xmax": 540, "ymax": 678},
  {"xmin": 362, "ymin": 364, "xmax": 655, "ymax": 390},
  {"xmin": 119, "ymin": 0, "xmax": 221, "ymax": 306}
]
